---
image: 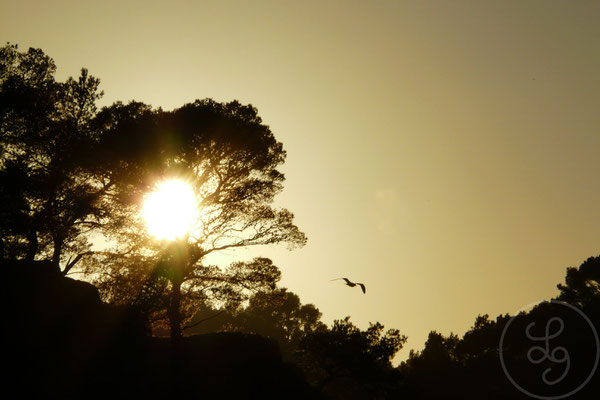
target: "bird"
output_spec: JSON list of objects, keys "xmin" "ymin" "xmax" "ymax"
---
[{"xmin": 331, "ymin": 278, "xmax": 366, "ymax": 294}]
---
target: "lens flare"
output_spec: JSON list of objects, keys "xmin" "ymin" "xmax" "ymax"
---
[{"xmin": 142, "ymin": 180, "xmax": 198, "ymax": 240}]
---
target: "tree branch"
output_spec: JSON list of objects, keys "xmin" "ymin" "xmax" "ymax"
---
[{"xmin": 183, "ymin": 310, "xmax": 225, "ymax": 330}]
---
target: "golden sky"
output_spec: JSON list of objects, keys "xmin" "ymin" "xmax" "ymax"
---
[{"xmin": 2, "ymin": 0, "xmax": 599, "ymax": 360}]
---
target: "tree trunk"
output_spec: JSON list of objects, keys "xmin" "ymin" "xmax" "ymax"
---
[
  {"xmin": 51, "ymin": 238, "xmax": 62, "ymax": 267},
  {"xmin": 25, "ymin": 230, "xmax": 38, "ymax": 261},
  {"xmin": 168, "ymin": 279, "xmax": 183, "ymax": 346},
  {"xmin": 167, "ymin": 277, "xmax": 185, "ymax": 395}
]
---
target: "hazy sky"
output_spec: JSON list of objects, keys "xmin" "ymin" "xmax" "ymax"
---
[{"xmin": 2, "ymin": 0, "xmax": 599, "ymax": 360}]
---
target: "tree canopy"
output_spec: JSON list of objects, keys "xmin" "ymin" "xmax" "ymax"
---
[
  {"xmin": 400, "ymin": 255, "xmax": 600, "ymax": 399},
  {"xmin": 1, "ymin": 44, "xmax": 307, "ymax": 342},
  {"xmin": 86, "ymin": 97, "xmax": 307, "ymax": 341},
  {"xmin": 185, "ymin": 287, "xmax": 325, "ymax": 359},
  {"xmin": 557, "ymin": 255, "xmax": 600, "ymax": 306},
  {"xmin": 0, "ymin": 43, "xmax": 108, "ymax": 269},
  {"xmin": 297, "ymin": 316, "xmax": 407, "ymax": 398}
]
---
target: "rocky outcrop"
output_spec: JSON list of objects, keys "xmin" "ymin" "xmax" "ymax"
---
[
  {"xmin": 5, "ymin": 260, "xmax": 149, "ymax": 397},
  {"xmin": 3, "ymin": 260, "xmax": 318, "ymax": 399}
]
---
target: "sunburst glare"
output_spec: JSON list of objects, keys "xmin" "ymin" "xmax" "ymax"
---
[{"xmin": 142, "ymin": 180, "xmax": 198, "ymax": 240}]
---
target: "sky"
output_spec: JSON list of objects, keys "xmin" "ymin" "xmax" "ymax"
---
[{"xmin": 2, "ymin": 0, "xmax": 599, "ymax": 361}]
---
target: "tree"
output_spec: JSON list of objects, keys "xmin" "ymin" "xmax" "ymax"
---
[
  {"xmin": 86, "ymin": 99, "xmax": 307, "ymax": 343},
  {"xmin": 557, "ymin": 255, "xmax": 600, "ymax": 306},
  {"xmin": 0, "ymin": 43, "xmax": 111, "ymax": 272},
  {"xmin": 399, "ymin": 254, "xmax": 600, "ymax": 400},
  {"xmin": 2, "ymin": 43, "xmax": 306, "ymax": 346},
  {"xmin": 228, "ymin": 288, "xmax": 324, "ymax": 358},
  {"xmin": 185, "ymin": 287, "xmax": 325, "ymax": 359},
  {"xmin": 296, "ymin": 317, "xmax": 406, "ymax": 398}
]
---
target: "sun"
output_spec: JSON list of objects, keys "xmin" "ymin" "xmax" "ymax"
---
[{"xmin": 142, "ymin": 179, "xmax": 198, "ymax": 240}]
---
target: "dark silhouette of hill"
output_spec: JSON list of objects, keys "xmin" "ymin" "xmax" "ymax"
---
[{"xmin": 3, "ymin": 260, "xmax": 318, "ymax": 399}]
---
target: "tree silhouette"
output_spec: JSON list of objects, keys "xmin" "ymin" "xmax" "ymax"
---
[
  {"xmin": 400, "ymin": 256, "xmax": 600, "ymax": 399},
  {"xmin": 228, "ymin": 288, "xmax": 325, "ymax": 358},
  {"xmin": 84, "ymin": 98, "xmax": 307, "ymax": 343},
  {"xmin": 0, "ymin": 43, "xmax": 111, "ymax": 272},
  {"xmin": 1, "ymin": 43, "xmax": 306, "ymax": 344},
  {"xmin": 185, "ymin": 287, "xmax": 325, "ymax": 359},
  {"xmin": 296, "ymin": 316, "xmax": 406, "ymax": 398},
  {"xmin": 4, "ymin": 44, "xmax": 429, "ymax": 398},
  {"xmin": 557, "ymin": 255, "xmax": 600, "ymax": 306}
]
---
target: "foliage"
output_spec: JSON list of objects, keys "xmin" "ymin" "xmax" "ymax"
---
[
  {"xmin": 0, "ymin": 43, "xmax": 113, "ymax": 270},
  {"xmin": 185, "ymin": 287, "xmax": 325, "ymax": 358},
  {"xmin": 400, "ymin": 256, "xmax": 600, "ymax": 399},
  {"xmin": 85, "ymin": 98, "xmax": 307, "ymax": 340},
  {"xmin": 229, "ymin": 288, "xmax": 325, "ymax": 357},
  {"xmin": 186, "ymin": 291, "xmax": 405, "ymax": 398},
  {"xmin": 296, "ymin": 316, "xmax": 406, "ymax": 398},
  {"xmin": 1, "ymin": 43, "xmax": 306, "ymax": 340},
  {"xmin": 95, "ymin": 254, "xmax": 284, "ymax": 333},
  {"xmin": 557, "ymin": 255, "xmax": 600, "ymax": 306}
]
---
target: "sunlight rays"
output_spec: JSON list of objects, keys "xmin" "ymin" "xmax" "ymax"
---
[{"xmin": 142, "ymin": 179, "xmax": 199, "ymax": 240}]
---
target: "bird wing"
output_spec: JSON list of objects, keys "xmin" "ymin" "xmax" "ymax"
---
[{"xmin": 358, "ymin": 283, "xmax": 366, "ymax": 294}]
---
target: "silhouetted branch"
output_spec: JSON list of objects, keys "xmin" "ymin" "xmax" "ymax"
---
[
  {"xmin": 183, "ymin": 310, "xmax": 225, "ymax": 330},
  {"xmin": 62, "ymin": 252, "xmax": 92, "ymax": 276}
]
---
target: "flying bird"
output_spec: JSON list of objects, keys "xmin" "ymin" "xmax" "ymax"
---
[{"xmin": 331, "ymin": 278, "xmax": 366, "ymax": 294}]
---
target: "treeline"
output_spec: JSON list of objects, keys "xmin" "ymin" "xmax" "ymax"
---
[
  {"xmin": 5, "ymin": 255, "xmax": 600, "ymax": 398},
  {"xmin": 399, "ymin": 255, "xmax": 600, "ymax": 399},
  {"xmin": 181, "ymin": 256, "xmax": 600, "ymax": 399},
  {"xmin": 3, "ymin": 43, "xmax": 600, "ymax": 399},
  {"xmin": 145, "ymin": 255, "xmax": 600, "ymax": 399}
]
